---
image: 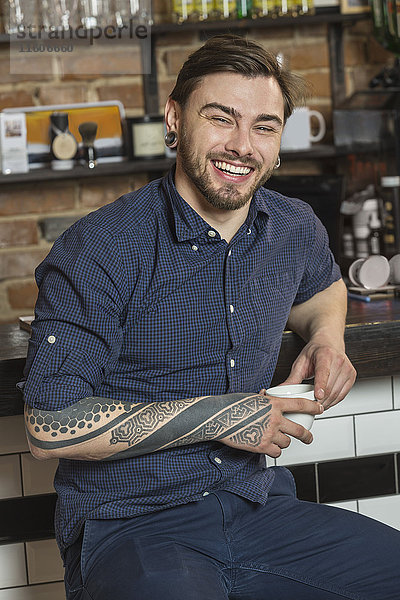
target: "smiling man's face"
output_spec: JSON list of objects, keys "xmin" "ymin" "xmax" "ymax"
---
[{"xmin": 171, "ymin": 72, "xmax": 285, "ymax": 212}]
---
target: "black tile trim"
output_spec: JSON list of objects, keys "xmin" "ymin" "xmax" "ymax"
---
[
  {"xmin": 0, "ymin": 455, "xmax": 398, "ymax": 545},
  {"xmin": 286, "ymin": 464, "xmax": 318, "ymax": 503},
  {"xmin": 0, "ymin": 493, "xmax": 56, "ymax": 545},
  {"xmin": 317, "ymin": 454, "xmax": 396, "ymax": 504}
]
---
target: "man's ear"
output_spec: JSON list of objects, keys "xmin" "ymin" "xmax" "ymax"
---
[{"xmin": 164, "ymin": 97, "xmax": 181, "ymax": 134}]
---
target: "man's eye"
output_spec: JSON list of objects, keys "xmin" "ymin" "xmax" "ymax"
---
[
  {"xmin": 212, "ymin": 116, "xmax": 231, "ymax": 125},
  {"xmin": 256, "ymin": 126, "xmax": 275, "ymax": 133}
]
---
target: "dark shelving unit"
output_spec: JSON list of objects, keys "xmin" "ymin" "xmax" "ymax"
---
[{"xmin": 0, "ymin": 10, "xmax": 372, "ymax": 186}]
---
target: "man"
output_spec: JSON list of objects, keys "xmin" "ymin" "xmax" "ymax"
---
[{"xmin": 21, "ymin": 35, "xmax": 400, "ymax": 599}]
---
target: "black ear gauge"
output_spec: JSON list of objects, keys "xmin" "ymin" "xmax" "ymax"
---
[{"xmin": 165, "ymin": 131, "xmax": 178, "ymax": 147}]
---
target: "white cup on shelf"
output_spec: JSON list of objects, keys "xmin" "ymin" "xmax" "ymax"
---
[{"xmin": 281, "ymin": 107, "xmax": 326, "ymax": 151}]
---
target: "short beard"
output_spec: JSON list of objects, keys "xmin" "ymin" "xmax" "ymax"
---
[{"xmin": 178, "ymin": 129, "xmax": 274, "ymax": 211}]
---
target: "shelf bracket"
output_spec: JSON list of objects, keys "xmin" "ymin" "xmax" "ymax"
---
[
  {"xmin": 141, "ymin": 33, "xmax": 159, "ymax": 115},
  {"xmin": 328, "ymin": 21, "xmax": 346, "ymax": 109}
]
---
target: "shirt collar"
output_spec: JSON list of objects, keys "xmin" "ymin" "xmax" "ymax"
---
[{"xmin": 162, "ymin": 167, "xmax": 270, "ymax": 242}]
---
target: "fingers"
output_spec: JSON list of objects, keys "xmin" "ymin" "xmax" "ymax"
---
[
  {"xmin": 281, "ymin": 417, "xmax": 314, "ymax": 444},
  {"xmin": 265, "ymin": 416, "xmax": 313, "ymax": 459},
  {"xmin": 269, "ymin": 395, "xmax": 323, "ymax": 416},
  {"xmin": 315, "ymin": 354, "xmax": 357, "ymax": 408},
  {"xmin": 282, "ymin": 353, "xmax": 310, "ymax": 386}
]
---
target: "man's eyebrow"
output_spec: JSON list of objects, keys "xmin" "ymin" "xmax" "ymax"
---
[
  {"xmin": 200, "ymin": 103, "xmax": 242, "ymax": 119},
  {"xmin": 256, "ymin": 113, "xmax": 283, "ymax": 127},
  {"xmin": 200, "ymin": 103, "xmax": 283, "ymax": 127}
]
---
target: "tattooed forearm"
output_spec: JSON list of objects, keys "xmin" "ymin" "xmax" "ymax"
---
[{"xmin": 24, "ymin": 392, "xmax": 272, "ymax": 461}]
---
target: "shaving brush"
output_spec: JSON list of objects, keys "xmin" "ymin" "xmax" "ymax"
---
[{"xmin": 78, "ymin": 121, "xmax": 98, "ymax": 169}]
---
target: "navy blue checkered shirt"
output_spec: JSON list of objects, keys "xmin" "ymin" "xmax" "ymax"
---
[{"xmin": 22, "ymin": 168, "xmax": 340, "ymax": 553}]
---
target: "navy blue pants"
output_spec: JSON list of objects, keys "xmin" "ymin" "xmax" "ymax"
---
[{"xmin": 64, "ymin": 467, "xmax": 400, "ymax": 599}]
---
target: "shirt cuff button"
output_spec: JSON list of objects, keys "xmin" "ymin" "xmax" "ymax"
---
[{"xmin": 47, "ymin": 335, "xmax": 56, "ymax": 344}]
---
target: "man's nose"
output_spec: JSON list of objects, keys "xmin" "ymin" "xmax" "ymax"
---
[{"xmin": 225, "ymin": 126, "xmax": 254, "ymax": 157}]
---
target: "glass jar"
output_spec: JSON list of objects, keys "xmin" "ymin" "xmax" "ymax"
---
[{"xmin": 380, "ymin": 175, "xmax": 400, "ymax": 257}]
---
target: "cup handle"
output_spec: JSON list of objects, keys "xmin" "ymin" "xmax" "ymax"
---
[{"xmin": 309, "ymin": 110, "xmax": 326, "ymax": 143}]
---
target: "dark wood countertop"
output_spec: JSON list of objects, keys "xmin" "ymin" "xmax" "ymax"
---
[{"xmin": 2, "ymin": 297, "xmax": 400, "ymax": 416}]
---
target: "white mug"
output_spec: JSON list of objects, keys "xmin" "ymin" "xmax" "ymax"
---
[
  {"xmin": 389, "ymin": 254, "xmax": 400, "ymax": 284},
  {"xmin": 280, "ymin": 107, "xmax": 326, "ymax": 151},
  {"xmin": 348, "ymin": 255, "xmax": 390, "ymax": 289},
  {"xmin": 266, "ymin": 383, "xmax": 316, "ymax": 430}
]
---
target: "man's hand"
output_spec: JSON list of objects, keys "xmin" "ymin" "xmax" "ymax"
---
[
  {"xmin": 285, "ymin": 279, "xmax": 357, "ymax": 409},
  {"xmin": 220, "ymin": 393, "xmax": 323, "ymax": 458},
  {"xmin": 282, "ymin": 341, "xmax": 356, "ymax": 409}
]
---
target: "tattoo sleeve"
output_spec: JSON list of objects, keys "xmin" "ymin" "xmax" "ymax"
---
[{"xmin": 24, "ymin": 393, "xmax": 272, "ymax": 461}]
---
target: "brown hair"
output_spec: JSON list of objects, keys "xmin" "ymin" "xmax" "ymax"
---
[{"xmin": 169, "ymin": 34, "xmax": 310, "ymax": 122}]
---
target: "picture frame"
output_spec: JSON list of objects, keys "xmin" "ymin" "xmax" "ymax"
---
[
  {"xmin": 3, "ymin": 101, "xmax": 126, "ymax": 169},
  {"xmin": 340, "ymin": 0, "xmax": 370, "ymax": 14}
]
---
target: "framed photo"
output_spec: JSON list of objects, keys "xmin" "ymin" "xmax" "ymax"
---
[
  {"xmin": 340, "ymin": 0, "xmax": 370, "ymax": 14},
  {"xmin": 3, "ymin": 101, "xmax": 126, "ymax": 169}
]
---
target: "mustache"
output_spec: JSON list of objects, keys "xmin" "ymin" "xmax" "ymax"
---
[{"xmin": 207, "ymin": 152, "xmax": 261, "ymax": 170}]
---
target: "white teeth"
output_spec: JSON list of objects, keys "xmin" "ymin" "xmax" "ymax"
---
[{"xmin": 214, "ymin": 160, "xmax": 251, "ymax": 176}]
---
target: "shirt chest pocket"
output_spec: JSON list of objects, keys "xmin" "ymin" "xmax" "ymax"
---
[{"xmin": 247, "ymin": 271, "xmax": 295, "ymax": 341}]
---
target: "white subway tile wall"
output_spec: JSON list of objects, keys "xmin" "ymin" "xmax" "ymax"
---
[
  {"xmin": 26, "ymin": 539, "xmax": 64, "ymax": 585},
  {"xmin": 0, "ymin": 544, "xmax": 27, "ymax": 588},
  {"xmin": 355, "ymin": 410, "xmax": 400, "ymax": 456},
  {"xmin": 0, "ymin": 454, "xmax": 22, "ymax": 499},
  {"xmin": 0, "ymin": 582, "xmax": 66, "ymax": 600},
  {"xmin": 276, "ymin": 415, "xmax": 355, "ymax": 466},
  {"xmin": 0, "ymin": 376, "xmax": 399, "ymax": 596},
  {"xmin": 325, "ymin": 500, "xmax": 358, "ymax": 512},
  {"xmin": 21, "ymin": 453, "xmax": 58, "ymax": 496},
  {"xmin": 317, "ymin": 377, "xmax": 393, "ymax": 418},
  {"xmin": 358, "ymin": 495, "xmax": 400, "ymax": 530}
]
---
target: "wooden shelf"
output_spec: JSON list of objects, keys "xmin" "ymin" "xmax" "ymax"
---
[
  {"xmin": 151, "ymin": 10, "xmax": 370, "ymax": 35},
  {"xmin": 0, "ymin": 158, "xmax": 175, "ymax": 185},
  {"xmin": 0, "ymin": 145, "xmax": 374, "ymax": 185},
  {"xmin": 0, "ymin": 10, "xmax": 370, "ymax": 44}
]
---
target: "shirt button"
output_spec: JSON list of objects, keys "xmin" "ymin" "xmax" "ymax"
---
[
  {"xmin": 47, "ymin": 335, "xmax": 56, "ymax": 344},
  {"xmin": 203, "ymin": 491, "xmax": 210, "ymax": 497},
  {"xmin": 228, "ymin": 249, "xmax": 232, "ymax": 257},
  {"xmin": 208, "ymin": 230, "xmax": 216, "ymax": 238},
  {"xmin": 230, "ymin": 359, "xmax": 235, "ymax": 368},
  {"xmin": 229, "ymin": 304, "xmax": 234, "ymax": 313},
  {"xmin": 191, "ymin": 245, "xmax": 198, "ymax": 251},
  {"xmin": 247, "ymin": 228, "xmax": 252, "ymax": 235},
  {"xmin": 214, "ymin": 457, "xmax": 222, "ymax": 464}
]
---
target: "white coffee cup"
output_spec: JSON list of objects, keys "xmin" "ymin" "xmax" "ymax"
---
[
  {"xmin": 280, "ymin": 107, "xmax": 326, "ymax": 151},
  {"xmin": 348, "ymin": 255, "xmax": 390, "ymax": 289},
  {"xmin": 266, "ymin": 383, "xmax": 316, "ymax": 430},
  {"xmin": 389, "ymin": 254, "xmax": 400, "ymax": 284}
]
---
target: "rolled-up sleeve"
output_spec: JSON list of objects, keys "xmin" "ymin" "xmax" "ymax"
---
[
  {"xmin": 294, "ymin": 213, "xmax": 341, "ymax": 305},
  {"xmin": 22, "ymin": 218, "xmax": 129, "ymax": 411}
]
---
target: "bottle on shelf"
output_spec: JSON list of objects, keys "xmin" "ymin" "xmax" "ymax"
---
[
  {"xmin": 354, "ymin": 224, "xmax": 370, "ymax": 258},
  {"xmin": 236, "ymin": 0, "xmax": 252, "ymax": 18},
  {"xmin": 382, "ymin": 0, "xmax": 400, "ymax": 53},
  {"xmin": 251, "ymin": 0, "xmax": 278, "ymax": 17},
  {"xmin": 170, "ymin": 0, "xmax": 195, "ymax": 22},
  {"xmin": 370, "ymin": 0, "xmax": 386, "ymax": 46},
  {"xmin": 194, "ymin": 0, "xmax": 214, "ymax": 19},
  {"xmin": 278, "ymin": 0, "xmax": 298, "ymax": 17},
  {"xmin": 381, "ymin": 175, "xmax": 400, "ymax": 258},
  {"xmin": 213, "ymin": 0, "xmax": 237, "ymax": 19},
  {"xmin": 368, "ymin": 209, "xmax": 383, "ymax": 255},
  {"xmin": 298, "ymin": 0, "xmax": 315, "ymax": 15}
]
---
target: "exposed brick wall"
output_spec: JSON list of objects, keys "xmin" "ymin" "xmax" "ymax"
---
[{"xmin": 0, "ymin": 8, "xmax": 395, "ymax": 323}]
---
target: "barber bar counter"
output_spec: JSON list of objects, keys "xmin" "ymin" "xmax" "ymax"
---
[{"xmin": 1, "ymin": 297, "xmax": 400, "ymax": 549}]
